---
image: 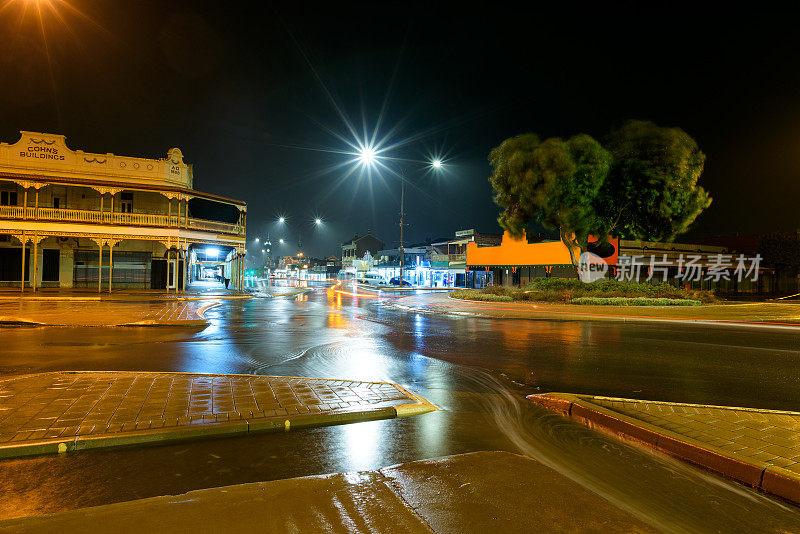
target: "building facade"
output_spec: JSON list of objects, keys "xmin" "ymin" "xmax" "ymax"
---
[
  {"xmin": 466, "ymin": 231, "xmax": 763, "ymax": 291},
  {"xmin": 340, "ymin": 232, "xmax": 384, "ymax": 277},
  {"xmin": 0, "ymin": 131, "xmax": 247, "ymax": 292},
  {"xmin": 431, "ymin": 229, "xmax": 502, "ymax": 287}
]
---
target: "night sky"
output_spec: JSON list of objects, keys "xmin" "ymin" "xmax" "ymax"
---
[{"xmin": 2, "ymin": 2, "xmax": 798, "ymax": 262}]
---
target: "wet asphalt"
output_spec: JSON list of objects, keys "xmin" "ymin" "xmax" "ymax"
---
[{"xmin": 1, "ymin": 282, "xmax": 799, "ymax": 532}]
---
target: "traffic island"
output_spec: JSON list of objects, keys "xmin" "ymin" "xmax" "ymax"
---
[
  {"xmin": 391, "ymin": 292, "xmax": 800, "ymax": 329},
  {"xmin": 529, "ymin": 392, "xmax": 800, "ymax": 505},
  {"xmin": 0, "ymin": 371, "xmax": 437, "ymax": 459},
  {"xmin": 0, "ymin": 451, "xmax": 657, "ymax": 532},
  {"xmin": 0, "ymin": 299, "xmax": 218, "ymax": 327}
]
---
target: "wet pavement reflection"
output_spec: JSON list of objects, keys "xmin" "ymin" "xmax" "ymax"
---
[{"xmin": 1, "ymin": 282, "xmax": 799, "ymax": 531}]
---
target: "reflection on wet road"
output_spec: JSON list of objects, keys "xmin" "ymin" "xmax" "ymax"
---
[{"xmin": 1, "ymin": 283, "xmax": 799, "ymax": 531}]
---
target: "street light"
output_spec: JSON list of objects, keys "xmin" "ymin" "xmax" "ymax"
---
[
  {"xmin": 278, "ymin": 216, "xmax": 285, "ymax": 223},
  {"xmin": 315, "ymin": 217, "xmax": 322, "ymax": 225},
  {"xmin": 350, "ymin": 152, "xmax": 445, "ymax": 285},
  {"xmin": 279, "ymin": 238, "xmax": 285, "ymax": 244},
  {"xmin": 358, "ymin": 146, "xmax": 377, "ymax": 166}
]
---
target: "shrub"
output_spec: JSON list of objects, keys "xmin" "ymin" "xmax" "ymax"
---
[
  {"xmin": 451, "ymin": 290, "xmax": 513, "ymax": 302},
  {"xmin": 453, "ymin": 277, "xmax": 717, "ymax": 304},
  {"xmin": 570, "ymin": 297, "xmax": 702, "ymax": 306}
]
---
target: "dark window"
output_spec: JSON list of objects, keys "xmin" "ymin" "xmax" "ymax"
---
[
  {"xmin": 0, "ymin": 248, "xmax": 29, "ymax": 281},
  {"xmin": 1, "ymin": 191, "xmax": 18, "ymax": 206},
  {"xmin": 42, "ymin": 249, "xmax": 60, "ymax": 282},
  {"xmin": 53, "ymin": 197, "xmax": 60, "ymax": 209},
  {"xmin": 121, "ymin": 192, "xmax": 133, "ymax": 213}
]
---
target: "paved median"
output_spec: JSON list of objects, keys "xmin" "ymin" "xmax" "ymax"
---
[
  {"xmin": 0, "ymin": 299, "xmax": 217, "ymax": 326},
  {"xmin": 0, "ymin": 371, "xmax": 437, "ymax": 458},
  {"xmin": 529, "ymin": 392, "xmax": 800, "ymax": 505}
]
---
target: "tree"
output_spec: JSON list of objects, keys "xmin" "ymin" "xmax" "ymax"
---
[
  {"xmin": 758, "ymin": 233, "xmax": 800, "ymax": 278},
  {"xmin": 488, "ymin": 121, "xmax": 712, "ymax": 267},
  {"xmin": 598, "ymin": 120, "xmax": 712, "ymax": 241},
  {"xmin": 488, "ymin": 133, "xmax": 611, "ymax": 266}
]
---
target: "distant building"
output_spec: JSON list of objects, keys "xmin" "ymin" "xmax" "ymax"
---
[
  {"xmin": 341, "ymin": 232, "xmax": 384, "ymax": 275},
  {"xmin": 374, "ymin": 245, "xmax": 430, "ymax": 285},
  {"xmin": 325, "ymin": 255, "xmax": 342, "ymax": 278},
  {"xmin": 0, "ymin": 131, "xmax": 246, "ymax": 292}
]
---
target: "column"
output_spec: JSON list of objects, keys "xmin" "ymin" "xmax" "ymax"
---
[
  {"xmin": 181, "ymin": 248, "xmax": 187, "ymax": 294},
  {"xmin": 20, "ymin": 236, "xmax": 26, "ymax": 292},
  {"xmin": 98, "ymin": 241, "xmax": 103, "ymax": 293},
  {"xmin": 32, "ymin": 236, "xmax": 38, "ymax": 293},
  {"xmin": 22, "ymin": 188, "xmax": 27, "ymax": 220},
  {"xmin": 108, "ymin": 242, "xmax": 113, "ymax": 294},
  {"xmin": 175, "ymin": 248, "xmax": 179, "ymax": 295}
]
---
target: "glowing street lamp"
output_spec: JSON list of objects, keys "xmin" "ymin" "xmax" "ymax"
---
[
  {"xmin": 279, "ymin": 238, "xmax": 285, "ymax": 244},
  {"xmin": 278, "ymin": 216, "xmax": 285, "ymax": 223},
  {"xmin": 315, "ymin": 218, "xmax": 322, "ymax": 225},
  {"xmin": 358, "ymin": 146, "xmax": 377, "ymax": 166},
  {"xmin": 432, "ymin": 159, "xmax": 442, "ymax": 169}
]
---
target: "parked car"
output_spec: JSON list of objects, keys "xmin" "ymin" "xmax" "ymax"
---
[
  {"xmin": 357, "ymin": 272, "xmax": 389, "ymax": 286},
  {"xmin": 390, "ymin": 277, "xmax": 412, "ymax": 286}
]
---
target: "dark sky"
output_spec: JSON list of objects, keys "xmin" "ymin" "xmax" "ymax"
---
[{"xmin": 2, "ymin": 2, "xmax": 799, "ymax": 262}]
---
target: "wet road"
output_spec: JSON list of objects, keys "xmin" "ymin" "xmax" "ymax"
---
[{"xmin": 1, "ymin": 283, "xmax": 800, "ymax": 532}]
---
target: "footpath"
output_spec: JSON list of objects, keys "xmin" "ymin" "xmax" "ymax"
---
[
  {"xmin": 392, "ymin": 292, "xmax": 800, "ymax": 328},
  {"xmin": 0, "ymin": 299, "xmax": 215, "ymax": 326},
  {"xmin": 0, "ymin": 371, "xmax": 437, "ymax": 459},
  {"xmin": 0, "ymin": 451, "xmax": 656, "ymax": 533},
  {"xmin": 529, "ymin": 392, "xmax": 800, "ymax": 505},
  {"xmin": 0, "ymin": 286, "xmax": 263, "ymax": 326}
]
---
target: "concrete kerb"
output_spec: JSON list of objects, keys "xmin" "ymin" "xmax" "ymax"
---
[
  {"xmin": 0, "ymin": 404, "xmax": 422, "ymax": 460},
  {"xmin": 0, "ymin": 371, "xmax": 439, "ymax": 460},
  {"xmin": 528, "ymin": 392, "xmax": 800, "ymax": 506}
]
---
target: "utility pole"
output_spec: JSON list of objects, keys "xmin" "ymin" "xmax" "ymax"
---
[{"xmin": 399, "ymin": 168, "xmax": 405, "ymax": 285}]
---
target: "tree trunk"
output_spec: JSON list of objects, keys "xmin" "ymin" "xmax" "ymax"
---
[{"xmin": 559, "ymin": 228, "xmax": 583, "ymax": 268}]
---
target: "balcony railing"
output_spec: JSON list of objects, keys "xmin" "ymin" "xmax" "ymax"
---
[
  {"xmin": 431, "ymin": 253, "xmax": 466, "ymax": 262},
  {"xmin": 0, "ymin": 205, "xmax": 244, "ymax": 236}
]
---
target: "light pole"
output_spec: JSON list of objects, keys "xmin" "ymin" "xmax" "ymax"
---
[{"xmin": 356, "ymin": 149, "xmax": 444, "ymax": 286}]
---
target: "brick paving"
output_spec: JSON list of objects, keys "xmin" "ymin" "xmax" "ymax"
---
[
  {"xmin": 529, "ymin": 392, "xmax": 800, "ymax": 505},
  {"xmin": 0, "ymin": 372, "xmax": 429, "ymax": 456},
  {"xmin": 589, "ymin": 396, "xmax": 800, "ymax": 474},
  {"xmin": 0, "ymin": 300, "xmax": 211, "ymax": 326}
]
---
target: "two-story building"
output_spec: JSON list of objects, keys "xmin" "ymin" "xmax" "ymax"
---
[
  {"xmin": 0, "ymin": 131, "xmax": 247, "ymax": 293},
  {"xmin": 340, "ymin": 232, "xmax": 384, "ymax": 276},
  {"xmin": 431, "ymin": 229, "xmax": 502, "ymax": 287}
]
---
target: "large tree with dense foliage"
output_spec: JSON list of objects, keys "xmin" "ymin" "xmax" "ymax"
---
[
  {"xmin": 488, "ymin": 133, "xmax": 611, "ymax": 265},
  {"xmin": 488, "ymin": 120, "xmax": 712, "ymax": 266},
  {"xmin": 598, "ymin": 120, "xmax": 712, "ymax": 241}
]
